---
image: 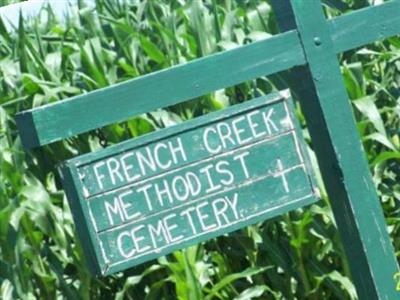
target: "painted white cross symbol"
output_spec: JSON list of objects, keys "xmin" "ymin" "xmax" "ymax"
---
[{"xmin": 272, "ymin": 159, "xmax": 290, "ymax": 193}]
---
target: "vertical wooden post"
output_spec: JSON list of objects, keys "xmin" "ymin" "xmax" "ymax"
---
[{"xmin": 271, "ymin": 0, "xmax": 400, "ymax": 299}]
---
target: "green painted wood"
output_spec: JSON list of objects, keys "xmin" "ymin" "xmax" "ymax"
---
[
  {"xmin": 15, "ymin": 0, "xmax": 400, "ymax": 149},
  {"xmin": 282, "ymin": 0, "xmax": 400, "ymax": 299},
  {"xmin": 60, "ymin": 164, "xmax": 105, "ymax": 275},
  {"xmin": 78, "ymin": 100, "xmax": 291, "ymax": 197},
  {"xmin": 60, "ymin": 92, "xmax": 319, "ymax": 275},
  {"xmin": 102, "ymin": 169, "xmax": 315, "ymax": 275},
  {"xmin": 270, "ymin": 0, "xmax": 400, "ymax": 54},
  {"xmin": 322, "ymin": 0, "xmax": 349, "ymax": 12},
  {"xmin": 14, "ymin": 0, "xmax": 400, "ymax": 292},
  {"xmin": 16, "ymin": 31, "xmax": 305, "ymax": 149},
  {"xmin": 89, "ymin": 133, "xmax": 301, "ymax": 233},
  {"xmin": 330, "ymin": 0, "xmax": 400, "ymax": 53}
]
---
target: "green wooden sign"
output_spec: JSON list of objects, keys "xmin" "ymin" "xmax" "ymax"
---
[
  {"xmin": 15, "ymin": 0, "xmax": 400, "ymax": 298},
  {"xmin": 61, "ymin": 92, "xmax": 318, "ymax": 275}
]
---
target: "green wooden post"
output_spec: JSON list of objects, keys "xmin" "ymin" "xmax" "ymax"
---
[
  {"xmin": 271, "ymin": 0, "xmax": 400, "ymax": 299},
  {"xmin": 14, "ymin": 0, "xmax": 400, "ymax": 296}
]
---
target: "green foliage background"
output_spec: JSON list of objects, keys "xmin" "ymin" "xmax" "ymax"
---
[{"xmin": 0, "ymin": 0, "xmax": 399, "ymax": 299}]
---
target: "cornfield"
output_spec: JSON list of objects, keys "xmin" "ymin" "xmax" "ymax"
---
[{"xmin": 0, "ymin": 0, "xmax": 399, "ymax": 299}]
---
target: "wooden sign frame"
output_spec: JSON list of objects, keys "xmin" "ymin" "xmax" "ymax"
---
[
  {"xmin": 15, "ymin": 1, "xmax": 400, "ymax": 298},
  {"xmin": 60, "ymin": 92, "xmax": 319, "ymax": 275}
]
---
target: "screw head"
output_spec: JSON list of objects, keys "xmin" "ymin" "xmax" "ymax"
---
[{"xmin": 314, "ymin": 37, "xmax": 322, "ymax": 46}]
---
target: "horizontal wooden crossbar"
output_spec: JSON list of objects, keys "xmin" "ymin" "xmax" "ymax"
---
[
  {"xmin": 16, "ymin": 31, "xmax": 305, "ymax": 148},
  {"xmin": 16, "ymin": 0, "xmax": 400, "ymax": 149},
  {"xmin": 330, "ymin": 0, "xmax": 400, "ymax": 52}
]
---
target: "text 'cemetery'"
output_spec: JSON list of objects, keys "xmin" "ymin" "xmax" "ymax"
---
[{"xmin": 62, "ymin": 94, "xmax": 318, "ymax": 274}]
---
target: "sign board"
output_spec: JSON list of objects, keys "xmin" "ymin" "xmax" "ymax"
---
[
  {"xmin": 60, "ymin": 91, "xmax": 319, "ymax": 275},
  {"xmin": 17, "ymin": 2, "xmax": 400, "ymax": 296}
]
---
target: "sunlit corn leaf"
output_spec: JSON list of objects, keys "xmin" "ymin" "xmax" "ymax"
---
[{"xmin": 0, "ymin": 0, "xmax": 399, "ymax": 299}]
